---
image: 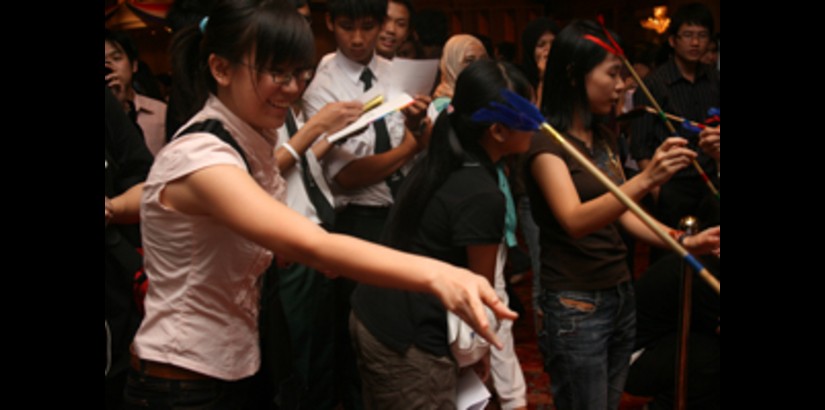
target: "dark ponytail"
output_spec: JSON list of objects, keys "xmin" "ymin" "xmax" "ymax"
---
[
  {"xmin": 169, "ymin": 0, "xmax": 314, "ymax": 132},
  {"xmin": 383, "ymin": 60, "xmax": 532, "ymax": 251},
  {"xmin": 169, "ymin": 24, "xmax": 206, "ymax": 131}
]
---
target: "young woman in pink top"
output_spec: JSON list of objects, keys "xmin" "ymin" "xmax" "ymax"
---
[{"xmin": 123, "ymin": 1, "xmax": 515, "ymax": 408}]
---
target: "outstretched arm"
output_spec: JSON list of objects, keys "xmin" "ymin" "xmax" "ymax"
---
[
  {"xmin": 531, "ymin": 137, "xmax": 695, "ymax": 238},
  {"xmin": 619, "ymin": 212, "xmax": 720, "ymax": 256},
  {"xmin": 162, "ymin": 165, "xmax": 517, "ymax": 347},
  {"xmin": 106, "ymin": 183, "xmax": 144, "ymax": 225}
]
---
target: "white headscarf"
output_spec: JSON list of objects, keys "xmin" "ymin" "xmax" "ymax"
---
[{"xmin": 433, "ymin": 34, "xmax": 487, "ymax": 99}]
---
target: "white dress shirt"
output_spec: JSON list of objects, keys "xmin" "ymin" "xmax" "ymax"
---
[
  {"xmin": 134, "ymin": 93, "xmax": 167, "ymax": 156},
  {"xmin": 302, "ymin": 51, "xmax": 409, "ymax": 208},
  {"xmin": 275, "ymin": 109, "xmax": 335, "ymax": 224}
]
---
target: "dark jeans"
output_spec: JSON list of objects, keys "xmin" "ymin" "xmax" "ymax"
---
[
  {"xmin": 106, "ymin": 370, "xmax": 129, "ymax": 409},
  {"xmin": 539, "ymin": 282, "xmax": 636, "ymax": 410},
  {"xmin": 123, "ymin": 371, "xmax": 252, "ymax": 409}
]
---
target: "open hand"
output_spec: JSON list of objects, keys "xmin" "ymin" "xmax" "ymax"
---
[
  {"xmin": 431, "ymin": 268, "xmax": 518, "ymax": 349},
  {"xmin": 683, "ymin": 226, "xmax": 720, "ymax": 256}
]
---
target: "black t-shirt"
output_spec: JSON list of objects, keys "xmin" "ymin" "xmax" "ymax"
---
[
  {"xmin": 352, "ymin": 163, "xmax": 505, "ymax": 357},
  {"xmin": 525, "ymin": 126, "xmax": 630, "ymax": 291}
]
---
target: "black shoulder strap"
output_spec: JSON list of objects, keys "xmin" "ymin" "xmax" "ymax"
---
[
  {"xmin": 284, "ymin": 110, "xmax": 337, "ymax": 228},
  {"xmin": 285, "ymin": 110, "xmax": 299, "ymax": 138},
  {"xmin": 177, "ymin": 119, "xmax": 251, "ymax": 173}
]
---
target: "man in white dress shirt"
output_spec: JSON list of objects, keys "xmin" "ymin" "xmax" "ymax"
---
[
  {"xmin": 304, "ymin": 5, "xmax": 426, "ymax": 221},
  {"xmin": 301, "ymin": 2, "xmax": 429, "ymax": 408}
]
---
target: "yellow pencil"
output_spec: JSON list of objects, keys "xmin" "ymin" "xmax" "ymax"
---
[{"xmin": 362, "ymin": 95, "xmax": 384, "ymax": 113}]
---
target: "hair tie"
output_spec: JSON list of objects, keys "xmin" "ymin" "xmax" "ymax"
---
[{"xmin": 199, "ymin": 16, "xmax": 209, "ymax": 34}]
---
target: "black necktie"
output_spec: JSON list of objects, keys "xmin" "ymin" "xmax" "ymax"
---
[
  {"xmin": 125, "ymin": 100, "xmax": 143, "ymax": 137},
  {"xmin": 286, "ymin": 111, "xmax": 336, "ymax": 228},
  {"xmin": 360, "ymin": 68, "xmax": 403, "ymax": 197}
]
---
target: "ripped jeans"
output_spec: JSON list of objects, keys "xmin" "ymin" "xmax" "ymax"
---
[{"xmin": 538, "ymin": 282, "xmax": 635, "ymax": 410}]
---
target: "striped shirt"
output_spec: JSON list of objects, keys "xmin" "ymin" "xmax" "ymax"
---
[{"xmin": 630, "ymin": 58, "xmax": 720, "ymax": 179}]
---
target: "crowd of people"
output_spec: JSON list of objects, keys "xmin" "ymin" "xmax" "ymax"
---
[{"xmin": 105, "ymin": 1, "xmax": 720, "ymax": 409}]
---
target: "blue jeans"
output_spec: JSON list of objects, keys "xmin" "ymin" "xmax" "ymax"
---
[
  {"xmin": 123, "ymin": 371, "xmax": 251, "ymax": 409},
  {"xmin": 539, "ymin": 282, "xmax": 636, "ymax": 410}
]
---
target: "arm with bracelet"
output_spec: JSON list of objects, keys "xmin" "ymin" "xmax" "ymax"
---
[{"xmin": 274, "ymin": 102, "xmax": 363, "ymax": 172}]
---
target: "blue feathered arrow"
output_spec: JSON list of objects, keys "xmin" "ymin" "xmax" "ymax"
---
[{"xmin": 471, "ymin": 89, "xmax": 544, "ymax": 132}]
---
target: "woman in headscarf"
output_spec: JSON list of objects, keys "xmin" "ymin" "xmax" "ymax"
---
[{"xmin": 429, "ymin": 34, "xmax": 488, "ymax": 117}]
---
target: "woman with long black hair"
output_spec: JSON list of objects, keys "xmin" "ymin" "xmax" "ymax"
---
[
  {"xmin": 351, "ymin": 60, "xmax": 533, "ymax": 409},
  {"xmin": 526, "ymin": 20, "xmax": 720, "ymax": 410},
  {"xmin": 520, "ymin": 17, "xmax": 558, "ymax": 108}
]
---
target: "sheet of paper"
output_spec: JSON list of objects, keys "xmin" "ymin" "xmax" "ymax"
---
[
  {"xmin": 387, "ymin": 58, "xmax": 440, "ymax": 98},
  {"xmin": 455, "ymin": 370, "xmax": 491, "ymax": 410},
  {"xmin": 326, "ymin": 93, "xmax": 415, "ymax": 144}
]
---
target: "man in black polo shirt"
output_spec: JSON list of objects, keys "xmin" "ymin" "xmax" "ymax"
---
[{"xmin": 631, "ymin": 3, "xmax": 720, "ymax": 234}]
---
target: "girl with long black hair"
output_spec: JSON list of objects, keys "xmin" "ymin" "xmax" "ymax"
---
[
  {"xmin": 351, "ymin": 60, "xmax": 533, "ymax": 409},
  {"xmin": 526, "ymin": 20, "xmax": 720, "ymax": 410}
]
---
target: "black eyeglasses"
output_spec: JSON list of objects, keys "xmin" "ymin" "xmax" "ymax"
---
[{"xmin": 239, "ymin": 62, "xmax": 314, "ymax": 86}]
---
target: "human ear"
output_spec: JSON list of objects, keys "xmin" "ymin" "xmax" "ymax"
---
[
  {"xmin": 208, "ymin": 54, "xmax": 233, "ymax": 87},
  {"xmin": 326, "ymin": 13, "xmax": 334, "ymax": 32},
  {"xmin": 489, "ymin": 123, "xmax": 508, "ymax": 143}
]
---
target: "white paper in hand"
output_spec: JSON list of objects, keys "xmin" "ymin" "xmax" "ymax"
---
[
  {"xmin": 387, "ymin": 58, "xmax": 440, "ymax": 98},
  {"xmin": 326, "ymin": 93, "xmax": 415, "ymax": 144},
  {"xmin": 456, "ymin": 370, "xmax": 491, "ymax": 410}
]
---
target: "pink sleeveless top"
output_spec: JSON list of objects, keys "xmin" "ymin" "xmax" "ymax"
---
[{"xmin": 134, "ymin": 96, "xmax": 286, "ymax": 380}]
